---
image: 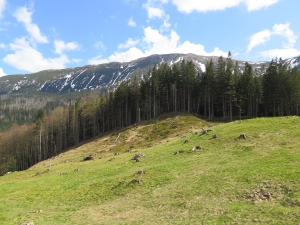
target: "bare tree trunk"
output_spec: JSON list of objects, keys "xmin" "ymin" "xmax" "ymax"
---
[
  {"xmin": 39, "ymin": 125, "xmax": 42, "ymax": 162},
  {"xmin": 230, "ymin": 96, "xmax": 233, "ymax": 121}
]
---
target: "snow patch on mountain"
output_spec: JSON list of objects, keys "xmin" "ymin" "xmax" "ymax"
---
[
  {"xmin": 0, "ymin": 53, "xmax": 299, "ymax": 95},
  {"xmin": 193, "ymin": 60, "xmax": 206, "ymax": 73}
]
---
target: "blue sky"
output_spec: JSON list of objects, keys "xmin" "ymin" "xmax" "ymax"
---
[{"xmin": 0, "ymin": 0, "xmax": 299, "ymax": 76}]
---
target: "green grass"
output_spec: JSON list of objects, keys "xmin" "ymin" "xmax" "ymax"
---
[{"xmin": 1, "ymin": 114, "xmax": 300, "ymax": 224}]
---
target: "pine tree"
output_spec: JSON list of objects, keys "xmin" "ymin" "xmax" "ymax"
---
[
  {"xmin": 201, "ymin": 59, "xmax": 215, "ymax": 120},
  {"xmin": 216, "ymin": 56, "xmax": 227, "ymax": 117},
  {"xmin": 225, "ymin": 52, "xmax": 236, "ymax": 121}
]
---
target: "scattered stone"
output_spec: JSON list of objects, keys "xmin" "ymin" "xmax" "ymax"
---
[
  {"xmin": 132, "ymin": 153, "xmax": 146, "ymax": 162},
  {"xmin": 135, "ymin": 158, "xmax": 141, "ymax": 162},
  {"xmin": 132, "ymin": 178, "xmax": 143, "ymax": 184},
  {"xmin": 137, "ymin": 170, "xmax": 145, "ymax": 175},
  {"xmin": 109, "ymin": 158, "xmax": 115, "ymax": 161},
  {"xmin": 183, "ymin": 140, "xmax": 189, "ymax": 144},
  {"xmin": 192, "ymin": 145, "xmax": 202, "ymax": 151},
  {"xmin": 202, "ymin": 129, "xmax": 213, "ymax": 134},
  {"xmin": 213, "ymin": 134, "xmax": 218, "ymax": 139},
  {"xmin": 5, "ymin": 171, "xmax": 11, "ymax": 175},
  {"xmin": 83, "ymin": 155, "xmax": 94, "ymax": 161},
  {"xmin": 35, "ymin": 172, "xmax": 40, "ymax": 176},
  {"xmin": 114, "ymin": 152, "xmax": 119, "ymax": 156},
  {"xmin": 174, "ymin": 150, "xmax": 184, "ymax": 155},
  {"xmin": 74, "ymin": 168, "xmax": 80, "ymax": 172},
  {"xmin": 239, "ymin": 133, "xmax": 247, "ymax": 139},
  {"xmin": 60, "ymin": 172, "xmax": 67, "ymax": 175},
  {"xmin": 245, "ymin": 180, "xmax": 275, "ymax": 203}
]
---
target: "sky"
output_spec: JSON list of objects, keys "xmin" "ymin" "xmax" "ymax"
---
[{"xmin": 0, "ymin": 0, "xmax": 299, "ymax": 76}]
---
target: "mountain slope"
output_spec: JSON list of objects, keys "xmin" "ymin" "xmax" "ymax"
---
[
  {"xmin": 1, "ymin": 114, "xmax": 300, "ymax": 224},
  {"xmin": 0, "ymin": 53, "xmax": 270, "ymax": 95},
  {"xmin": 284, "ymin": 55, "xmax": 300, "ymax": 70},
  {"xmin": 0, "ymin": 53, "xmax": 299, "ymax": 95}
]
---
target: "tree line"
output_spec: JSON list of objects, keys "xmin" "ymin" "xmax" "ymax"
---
[{"xmin": 1, "ymin": 52, "xmax": 300, "ymax": 175}]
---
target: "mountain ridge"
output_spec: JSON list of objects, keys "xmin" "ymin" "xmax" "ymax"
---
[{"xmin": 0, "ymin": 53, "xmax": 299, "ymax": 95}]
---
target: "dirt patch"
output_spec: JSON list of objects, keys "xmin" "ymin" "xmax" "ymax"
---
[{"xmin": 244, "ymin": 180, "xmax": 290, "ymax": 204}]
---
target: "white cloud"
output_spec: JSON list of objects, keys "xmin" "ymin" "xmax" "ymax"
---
[
  {"xmin": 0, "ymin": 68, "xmax": 6, "ymax": 77},
  {"xmin": 246, "ymin": 0, "xmax": 279, "ymax": 11},
  {"xmin": 261, "ymin": 48, "xmax": 300, "ymax": 59},
  {"xmin": 54, "ymin": 40, "xmax": 79, "ymax": 55},
  {"xmin": 89, "ymin": 48, "xmax": 145, "ymax": 65},
  {"xmin": 143, "ymin": 0, "xmax": 166, "ymax": 19},
  {"xmin": 247, "ymin": 23, "xmax": 297, "ymax": 52},
  {"xmin": 170, "ymin": 0, "xmax": 279, "ymax": 13},
  {"xmin": 247, "ymin": 23, "xmax": 299, "ymax": 59},
  {"xmin": 272, "ymin": 23, "xmax": 297, "ymax": 48},
  {"xmin": 0, "ymin": 42, "xmax": 6, "ymax": 49},
  {"xmin": 160, "ymin": 15, "xmax": 171, "ymax": 32},
  {"xmin": 72, "ymin": 58, "xmax": 82, "ymax": 63},
  {"xmin": 247, "ymin": 30, "xmax": 272, "ymax": 52},
  {"xmin": 3, "ymin": 37, "xmax": 70, "ymax": 73},
  {"xmin": 128, "ymin": 17, "xmax": 136, "ymax": 27},
  {"xmin": 14, "ymin": 6, "xmax": 48, "ymax": 43},
  {"xmin": 0, "ymin": 0, "xmax": 5, "ymax": 18},
  {"xmin": 88, "ymin": 55, "xmax": 109, "ymax": 65},
  {"xmin": 118, "ymin": 38, "xmax": 139, "ymax": 49},
  {"xmin": 88, "ymin": 26, "xmax": 227, "ymax": 65},
  {"xmin": 94, "ymin": 41, "xmax": 106, "ymax": 50},
  {"xmin": 159, "ymin": 0, "xmax": 169, "ymax": 3},
  {"xmin": 145, "ymin": 6, "xmax": 164, "ymax": 19},
  {"xmin": 4, "ymin": 5, "xmax": 78, "ymax": 72}
]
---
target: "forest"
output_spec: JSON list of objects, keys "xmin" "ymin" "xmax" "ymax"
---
[{"xmin": 1, "ymin": 52, "xmax": 300, "ymax": 175}]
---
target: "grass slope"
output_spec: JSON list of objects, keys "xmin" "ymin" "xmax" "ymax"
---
[{"xmin": 1, "ymin": 114, "xmax": 300, "ymax": 224}]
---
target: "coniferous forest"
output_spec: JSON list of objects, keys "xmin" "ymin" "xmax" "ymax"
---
[{"xmin": 1, "ymin": 53, "xmax": 300, "ymax": 175}]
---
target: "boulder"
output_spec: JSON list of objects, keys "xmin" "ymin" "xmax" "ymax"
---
[
  {"xmin": 239, "ymin": 133, "xmax": 247, "ymax": 139},
  {"xmin": 83, "ymin": 155, "xmax": 94, "ymax": 161},
  {"xmin": 183, "ymin": 140, "xmax": 189, "ymax": 144},
  {"xmin": 132, "ymin": 153, "xmax": 146, "ymax": 162},
  {"xmin": 137, "ymin": 170, "xmax": 145, "ymax": 175},
  {"xmin": 192, "ymin": 145, "xmax": 202, "ymax": 151},
  {"xmin": 132, "ymin": 178, "xmax": 143, "ymax": 184}
]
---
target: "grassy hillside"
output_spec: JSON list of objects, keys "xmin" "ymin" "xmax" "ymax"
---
[{"xmin": 1, "ymin": 114, "xmax": 300, "ymax": 224}]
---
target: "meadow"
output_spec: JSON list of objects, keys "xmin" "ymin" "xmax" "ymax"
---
[{"xmin": 1, "ymin": 114, "xmax": 300, "ymax": 224}]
